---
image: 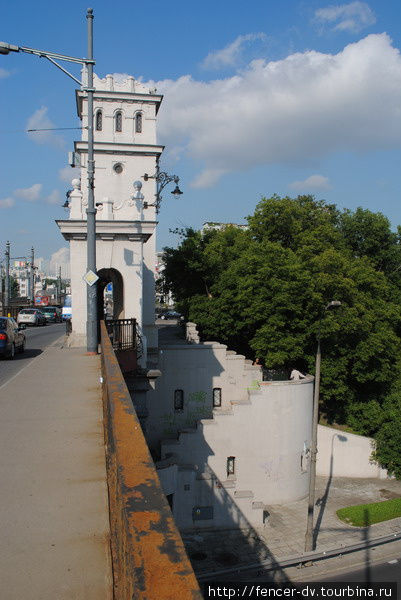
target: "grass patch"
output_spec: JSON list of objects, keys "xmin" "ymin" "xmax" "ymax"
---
[{"xmin": 336, "ymin": 497, "xmax": 401, "ymax": 527}]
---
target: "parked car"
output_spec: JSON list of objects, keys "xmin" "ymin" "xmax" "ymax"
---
[
  {"xmin": 40, "ymin": 306, "xmax": 62, "ymax": 323},
  {"xmin": 160, "ymin": 311, "xmax": 183, "ymax": 320},
  {"xmin": 0, "ymin": 317, "xmax": 26, "ymax": 359},
  {"xmin": 17, "ymin": 308, "xmax": 47, "ymax": 327}
]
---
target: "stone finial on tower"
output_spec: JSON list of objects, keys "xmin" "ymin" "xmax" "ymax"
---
[
  {"xmin": 129, "ymin": 180, "xmax": 144, "ymax": 209},
  {"xmin": 106, "ymin": 74, "xmax": 114, "ymax": 91},
  {"xmin": 69, "ymin": 178, "xmax": 84, "ymax": 219}
]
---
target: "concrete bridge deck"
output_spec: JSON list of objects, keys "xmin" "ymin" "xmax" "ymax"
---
[{"xmin": 0, "ymin": 336, "xmax": 112, "ymax": 599}]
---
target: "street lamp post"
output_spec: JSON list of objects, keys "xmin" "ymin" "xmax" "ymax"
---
[
  {"xmin": 0, "ymin": 8, "xmax": 98, "ymax": 353},
  {"xmin": 4, "ymin": 241, "xmax": 10, "ymax": 310},
  {"xmin": 143, "ymin": 163, "xmax": 183, "ymax": 213},
  {"xmin": 29, "ymin": 246, "xmax": 35, "ymax": 306},
  {"xmin": 305, "ymin": 300, "xmax": 341, "ymax": 553}
]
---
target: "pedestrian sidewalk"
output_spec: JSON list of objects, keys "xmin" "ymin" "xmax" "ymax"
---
[
  {"xmin": 186, "ymin": 476, "xmax": 401, "ymax": 577},
  {"xmin": 0, "ymin": 337, "xmax": 112, "ymax": 600}
]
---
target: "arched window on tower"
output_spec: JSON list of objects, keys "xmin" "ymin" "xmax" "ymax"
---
[
  {"xmin": 135, "ymin": 112, "xmax": 142, "ymax": 133},
  {"xmin": 115, "ymin": 111, "xmax": 122, "ymax": 132},
  {"xmin": 95, "ymin": 110, "xmax": 102, "ymax": 131}
]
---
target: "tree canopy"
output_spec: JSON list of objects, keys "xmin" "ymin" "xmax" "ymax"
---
[{"xmin": 162, "ymin": 195, "xmax": 401, "ymax": 476}]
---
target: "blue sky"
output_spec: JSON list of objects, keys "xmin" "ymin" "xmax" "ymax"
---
[{"xmin": 1, "ymin": 0, "xmax": 400, "ymax": 273}]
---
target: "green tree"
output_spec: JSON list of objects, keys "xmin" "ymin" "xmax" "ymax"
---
[
  {"xmin": 163, "ymin": 195, "xmax": 401, "ymax": 437},
  {"xmin": 373, "ymin": 383, "xmax": 401, "ymax": 478},
  {"xmin": 10, "ymin": 276, "xmax": 19, "ymax": 299}
]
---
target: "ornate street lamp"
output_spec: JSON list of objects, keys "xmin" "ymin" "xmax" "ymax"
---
[{"xmin": 142, "ymin": 165, "xmax": 183, "ymax": 213}]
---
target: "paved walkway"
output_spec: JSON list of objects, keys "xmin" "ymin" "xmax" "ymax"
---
[
  {"xmin": 185, "ymin": 477, "xmax": 401, "ymax": 577},
  {"xmin": 0, "ymin": 337, "xmax": 112, "ymax": 599}
]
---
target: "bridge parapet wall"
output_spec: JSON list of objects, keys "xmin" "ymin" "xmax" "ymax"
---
[{"xmin": 100, "ymin": 321, "xmax": 201, "ymax": 599}]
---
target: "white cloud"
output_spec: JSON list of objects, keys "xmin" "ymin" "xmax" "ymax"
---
[
  {"xmin": 49, "ymin": 247, "xmax": 70, "ymax": 278},
  {"xmin": 14, "ymin": 183, "xmax": 42, "ymax": 201},
  {"xmin": 0, "ymin": 197, "xmax": 14, "ymax": 208},
  {"xmin": 314, "ymin": 2, "xmax": 376, "ymax": 34},
  {"xmin": 0, "ymin": 68, "xmax": 10, "ymax": 79},
  {"xmin": 148, "ymin": 34, "xmax": 401, "ymax": 188},
  {"xmin": 191, "ymin": 168, "xmax": 228, "ymax": 189},
  {"xmin": 289, "ymin": 174, "xmax": 332, "ymax": 191},
  {"xmin": 46, "ymin": 190, "xmax": 62, "ymax": 205},
  {"xmin": 59, "ymin": 166, "xmax": 80, "ymax": 183},
  {"xmin": 201, "ymin": 33, "xmax": 267, "ymax": 70},
  {"xmin": 26, "ymin": 106, "xmax": 65, "ymax": 148}
]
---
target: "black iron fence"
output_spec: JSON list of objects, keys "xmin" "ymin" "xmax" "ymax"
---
[{"xmin": 105, "ymin": 318, "xmax": 142, "ymax": 356}]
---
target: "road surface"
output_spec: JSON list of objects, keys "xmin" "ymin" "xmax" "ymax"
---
[{"xmin": 0, "ymin": 322, "xmax": 65, "ymax": 389}]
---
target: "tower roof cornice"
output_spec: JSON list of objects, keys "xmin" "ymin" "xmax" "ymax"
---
[{"xmin": 75, "ymin": 89, "xmax": 163, "ymax": 118}]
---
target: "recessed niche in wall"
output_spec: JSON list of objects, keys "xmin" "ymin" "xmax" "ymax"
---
[{"xmin": 174, "ymin": 389, "xmax": 184, "ymax": 411}]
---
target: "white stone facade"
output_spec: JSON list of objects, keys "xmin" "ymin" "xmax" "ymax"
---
[
  {"xmin": 57, "ymin": 72, "xmax": 163, "ymax": 350},
  {"xmin": 144, "ymin": 333, "xmax": 314, "ymax": 530}
]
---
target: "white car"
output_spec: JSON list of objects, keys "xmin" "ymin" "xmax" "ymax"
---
[{"xmin": 17, "ymin": 309, "xmax": 47, "ymax": 327}]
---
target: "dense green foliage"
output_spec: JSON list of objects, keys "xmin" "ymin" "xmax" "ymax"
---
[
  {"xmin": 1, "ymin": 275, "xmax": 19, "ymax": 299},
  {"xmin": 337, "ymin": 498, "xmax": 401, "ymax": 526},
  {"xmin": 162, "ymin": 196, "xmax": 401, "ymax": 476}
]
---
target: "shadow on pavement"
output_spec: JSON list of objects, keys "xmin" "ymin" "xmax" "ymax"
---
[
  {"xmin": 10, "ymin": 348, "xmax": 43, "ymax": 361},
  {"xmin": 313, "ymin": 433, "xmax": 347, "ymax": 549}
]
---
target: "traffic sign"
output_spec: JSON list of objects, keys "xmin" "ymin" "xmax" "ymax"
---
[{"xmin": 83, "ymin": 270, "xmax": 99, "ymax": 286}]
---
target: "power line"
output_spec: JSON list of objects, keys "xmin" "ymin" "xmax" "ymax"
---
[
  {"xmin": 28, "ymin": 127, "xmax": 87, "ymax": 132},
  {"xmin": 0, "ymin": 126, "xmax": 87, "ymax": 133}
]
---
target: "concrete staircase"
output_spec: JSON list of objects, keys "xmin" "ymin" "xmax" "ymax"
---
[{"xmin": 159, "ymin": 345, "xmax": 266, "ymax": 528}]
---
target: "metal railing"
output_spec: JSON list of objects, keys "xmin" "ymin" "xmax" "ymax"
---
[{"xmin": 105, "ymin": 318, "xmax": 142, "ymax": 357}]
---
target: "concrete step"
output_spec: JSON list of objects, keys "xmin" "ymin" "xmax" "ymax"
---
[
  {"xmin": 230, "ymin": 399, "xmax": 252, "ymax": 406},
  {"xmin": 217, "ymin": 479, "xmax": 236, "ymax": 489},
  {"xmin": 199, "ymin": 418, "xmax": 217, "ymax": 426},
  {"xmin": 234, "ymin": 490, "xmax": 254, "ymax": 499},
  {"xmin": 178, "ymin": 464, "xmax": 198, "ymax": 472},
  {"xmin": 156, "ymin": 457, "xmax": 177, "ymax": 469}
]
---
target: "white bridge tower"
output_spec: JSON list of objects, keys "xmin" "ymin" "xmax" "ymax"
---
[{"xmin": 57, "ymin": 72, "xmax": 164, "ymax": 359}]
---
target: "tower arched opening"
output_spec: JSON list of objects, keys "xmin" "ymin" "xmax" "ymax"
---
[{"xmin": 97, "ymin": 268, "xmax": 124, "ymax": 323}]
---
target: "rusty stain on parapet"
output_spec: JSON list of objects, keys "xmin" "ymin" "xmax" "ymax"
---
[{"xmin": 100, "ymin": 322, "xmax": 202, "ymax": 600}]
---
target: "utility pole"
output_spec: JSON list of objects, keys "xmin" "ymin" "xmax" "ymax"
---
[
  {"xmin": 86, "ymin": 8, "xmax": 98, "ymax": 353},
  {"xmin": 30, "ymin": 246, "xmax": 35, "ymax": 306},
  {"xmin": 58, "ymin": 266, "xmax": 62, "ymax": 302},
  {"xmin": 4, "ymin": 241, "xmax": 10, "ymax": 311}
]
